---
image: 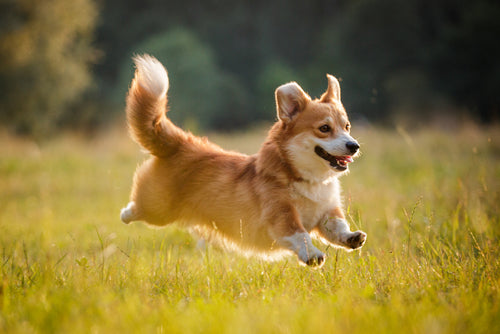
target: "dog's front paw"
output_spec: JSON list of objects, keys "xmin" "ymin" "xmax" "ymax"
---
[
  {"xmin": 345, "ymin": 231, "xmax": 367, "ymax": 249},
  {"xmin": 305, "ymin": 252, "xmax": 326, "ymax": 267},
  {"xmin": 297, "ymin": 244, "xmax": 326, "ymax": 267}
]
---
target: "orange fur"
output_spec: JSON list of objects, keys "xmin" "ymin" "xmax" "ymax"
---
[{"xmin": 121, "ymin": 55, "xmax": 366, "ymax": 266}]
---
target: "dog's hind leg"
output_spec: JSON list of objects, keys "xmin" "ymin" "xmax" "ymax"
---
[{"xmin": 120, "ymin": 201, "xmax": 138, "ymax": 224}]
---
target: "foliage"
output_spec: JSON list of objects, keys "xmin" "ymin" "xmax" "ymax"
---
[
  {"xmin": 94, "ymin": 0, "xmax": 500, "ymax": 129},
  {"xmin": 115, "ymin": 29, "xmax": 250, "ymax": 131},
  {"xmin": 0, "ymin": 0, "xmax": 97, "ymax": 137},
  {"xmin": 0, "ymin": 125, "xmax": 499, "ymax": 333},
  {"xmin": 1, "ymin": 0, "xmax": 500, "ymax": 135},
  {"xmin": 428, "ymin": 1, "xmax": 500, "ymax": 119}
]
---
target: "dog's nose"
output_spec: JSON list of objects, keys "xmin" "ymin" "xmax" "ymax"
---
[{"xmin": 346, "ymin": 141, "xmax": 360, "ymax": 154}]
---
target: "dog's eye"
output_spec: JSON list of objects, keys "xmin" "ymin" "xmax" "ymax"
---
[
  {"xmin": 345, "ymin": 123, "xmax": 351, "ymax": 131},
  {"xmin": 319, "ymin": 125, "xmax": 331, "ymax": 133}
]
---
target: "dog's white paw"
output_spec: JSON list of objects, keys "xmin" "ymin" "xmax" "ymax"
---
[
  {"xmin": 345, "ymin": 230, "xmax": 367, "ymax": 249},
  {"xmin": 120, "ymin": 201, "xmax": 136, "ymax": 224},
  {"xmin": 282, "ymin": 232, "xmax": 326, "ymax": 267},
  {"xmin": 305, "ymin": 250, "xmax": 326, "ymax": 267}
]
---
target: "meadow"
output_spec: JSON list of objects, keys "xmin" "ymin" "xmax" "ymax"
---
[{"xmin": 0, "ymin": 123, "xmax": 499, "ymax": 333}]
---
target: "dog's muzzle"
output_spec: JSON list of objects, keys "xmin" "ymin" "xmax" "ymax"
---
[{"xmin": 314, "ymin": 146, "xmax": 354, "ymax": 171}]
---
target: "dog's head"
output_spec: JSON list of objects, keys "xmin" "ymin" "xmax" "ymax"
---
[{"xmin": 276, "ymin": 75, "xmax": 359, "ymax": 181}]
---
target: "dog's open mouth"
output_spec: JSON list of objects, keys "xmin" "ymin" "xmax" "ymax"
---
[{"xmin": 314, "ymin": 146, "xmax": 353, "ymax": 171}]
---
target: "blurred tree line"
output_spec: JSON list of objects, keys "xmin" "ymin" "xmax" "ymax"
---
[{"xmin": 1, "ymin": 0, "xmax": 499, "ymax": 136}]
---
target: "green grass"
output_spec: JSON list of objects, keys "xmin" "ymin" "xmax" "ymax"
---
[{"xmin": 0, "ymin": 124, "xmax": 499, "ymax": 333}]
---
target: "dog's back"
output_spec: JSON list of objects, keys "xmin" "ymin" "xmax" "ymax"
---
[{"xmin": 123, "ymin": 56, "xmax": 279, "ymax": 251}]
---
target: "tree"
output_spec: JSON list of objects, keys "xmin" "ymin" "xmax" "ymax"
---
[
  {"xmin": 428, "ymin": 0, "xmax": 500, "ymax": 121},
  {"xmin": 0, "ymin": 0, "xmax": 97, "ymax": 136}
]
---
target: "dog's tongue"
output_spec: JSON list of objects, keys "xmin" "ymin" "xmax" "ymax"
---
[{"xmin": 338, "ymin": 156, "xmax": 353, "ymax": 164}]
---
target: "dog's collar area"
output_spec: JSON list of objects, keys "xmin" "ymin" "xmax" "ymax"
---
[
  {"xmin": 314, "ymin": 146, "xmax": 352, "ymax": 171},
  {"xmin": 278, "ymin": 148, "xmax": 306, "ymax": 183}
]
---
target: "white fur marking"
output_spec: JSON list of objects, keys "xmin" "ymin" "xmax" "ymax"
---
[
  {"xmin": 286, "ymin": 133, "xmax": 336, "ymax": 182},
  {"xmin": 319, "ymin": 217, "xmax": 366, "ymax": 249},
  {"xmin": 133, "ymin": 55, "xmax": 169, "ymax": 98},
  {"xmin": 333, "ymin": 218, "xmax": 352, "ymax": 240},
  {"xmin": 314, "ymin": 132, "xmax": 358, "ymax": 158},
  {"xmin": 291, "ymin": 178, "xmax": 341, "ymax": 231},
  {"xmin": 292, "ymin": 177, "xmax": 338, "ymax": 204},
  {"xmin": 120, "ymin": 201, "xmax": 136, "ymax": 224},
  {"xmin": 282, "ymin": 232, "xmax": 324, "ymax": 264}
]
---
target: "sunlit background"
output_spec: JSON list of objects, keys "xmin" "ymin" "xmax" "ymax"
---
[
  {"xmin": 1, "ymin": 2, "xmax": 500, "ymax": 333},
  {"xmin": 1, "ymin": 0, "xmax": 499, "ymax": 137}
]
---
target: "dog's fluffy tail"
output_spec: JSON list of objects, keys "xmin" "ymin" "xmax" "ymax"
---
[{"xmin": 126, "ymin": 54, "xmax": 187, "ymax": 157}]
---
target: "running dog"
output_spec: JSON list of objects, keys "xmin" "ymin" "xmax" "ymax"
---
[{"xmin": 121, "ymin": 55, "xmax": 366, "ymax": 266}]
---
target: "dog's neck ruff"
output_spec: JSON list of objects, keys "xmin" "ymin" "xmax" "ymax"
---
[
  {"xmin": 283, "ymin": 155, "xmax": 338, "ymax": 186},
  {"xmin": 283, "ymin": 158, "xmax": 306, "ymax": 183},
  {"xmin": 291, "ymin": 175, "xmax": 338, "ymax": 206},
  {"xmin": 277, "ymin": 146, "xmax": 307, "ymax": 183}
]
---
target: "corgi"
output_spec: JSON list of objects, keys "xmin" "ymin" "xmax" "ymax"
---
[{"xmin": 120, "ymin": 54, "xmax": 366, "ymax": 266}]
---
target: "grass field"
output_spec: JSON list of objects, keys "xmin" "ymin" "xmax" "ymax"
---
[{"xmin": 0, "ymin": 123, "xmax": 499, "ymax": 333}]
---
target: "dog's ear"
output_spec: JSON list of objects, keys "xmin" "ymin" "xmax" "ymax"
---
[
  {"xmin": 275, "ymin": 82, "xmax": 311, "ymax": 123},
  {"xmin": 320, "ymin": 74, "xmax": 341, "ymax": 103}
]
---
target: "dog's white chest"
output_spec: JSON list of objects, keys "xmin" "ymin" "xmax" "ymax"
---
[{"xmin": 291, "ymin": 177, "xmax": 341, "ymax": 230}]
